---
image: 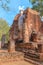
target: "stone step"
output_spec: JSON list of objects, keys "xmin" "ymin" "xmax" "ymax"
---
[{"xmin": 24, "ymin": 57, "xmax": 43, "ymax": 65}]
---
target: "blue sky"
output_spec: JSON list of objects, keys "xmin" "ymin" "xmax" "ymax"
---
[{"xmin": 0, "ymin": 0, "xmax": 32, "ymax": 26}]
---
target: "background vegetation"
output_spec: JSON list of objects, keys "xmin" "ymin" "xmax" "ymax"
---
[
  {"xmin": 29, "ymin": 0, "xmax": 43, "ymax": 17},
  {"xmin": 0, "ymin": 18, "xmax": 10, "ymax": 42}
]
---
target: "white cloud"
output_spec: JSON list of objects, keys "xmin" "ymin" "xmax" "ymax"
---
[{"xmin": 18, "ymin": 6, "xmax": 24, "ymax": 10}]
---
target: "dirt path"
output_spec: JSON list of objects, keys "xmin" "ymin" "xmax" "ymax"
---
[
  {"xmin": 0, "ymin": 50, "xmax": 34, "ymax": 65},
  {"xmin": 0, "ymin": 60, "xmax": 34, "ymax": 65}
]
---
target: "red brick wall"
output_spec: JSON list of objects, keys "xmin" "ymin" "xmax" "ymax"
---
[{"xmin": 9, "ymin": 8, "xmax": 41, "ymax": 42}]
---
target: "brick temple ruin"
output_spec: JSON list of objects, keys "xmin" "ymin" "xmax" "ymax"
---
[{"xmin": 9, "ymin": 8, "xmax": 43, "ymax": 61}]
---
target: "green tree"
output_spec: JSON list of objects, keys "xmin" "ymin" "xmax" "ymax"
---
[
  {"xmin": 29, "ymin": 0, "xmax": 43, "ymax": 17},
  {"xmin": 0, "ymin": 18, "xmax": 10, "ymax": 41}
]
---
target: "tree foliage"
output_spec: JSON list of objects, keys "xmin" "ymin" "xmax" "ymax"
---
[
  {"xmin": 0, "ymin": 0, "xmax": 10, "ymax": 11},
  {"xmin": 0, "ymin": 18, "xmax": 10, "ymax": 41},
  {"xmin": 29, "ymin": 0, "xmax": 43, "ymax": 16}
]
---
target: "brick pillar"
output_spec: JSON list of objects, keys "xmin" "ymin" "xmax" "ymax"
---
[
  {"xmin": 39, "ymin": 44, "xmax": 43, "ymax": 61},
  {"xmin": 38, "ymin": 44, "xmax": 43, "ymax": 53},
  {"xmin": 23, "ymin": 11, "xmax": 33, "ymax": 43},
  {"xmin": 8, "ymin": 35, "xmax": 15, "ymax": 52},
  {"xmin": 41, "ymin": 44, "xmax": 43, "ymax": 53},
  {"xmin": 35, "ymin": 15, "xmax": 41, "ymax": 32},
  {"xmin": 40, "ymin": 53, "xmax": 43, "ymax": 61},
  {"xmin": 23, "ymin": 21, "xmax": 29, "ymax": 43}
]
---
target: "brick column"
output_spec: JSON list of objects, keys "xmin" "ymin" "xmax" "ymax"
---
[
  {"xmin": 38, "ymin": 44, "xmax": 43, "ymax": 61},
  {"xmin": 23, "ymin": 21, "xmax": 29, "ymax": 43},
  {"xmin": 38, "ymin": 44, "xmax": 43, "ymax": 53},
  {"xmin": 8, "ymin": 35, "xmax": 15, "ymax": 52}
]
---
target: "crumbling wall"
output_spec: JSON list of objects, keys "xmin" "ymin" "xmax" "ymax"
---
[
  {"xmin": 22, "ymin": 8, "xmax": 41, "ymax": 43},
  {"xmin": 9, "ymin": 8, "xmax": 41, "ymax": 44},
  {"xmin": 9, "ymin": 14, "xmax": 20, "ymax": 52}
]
